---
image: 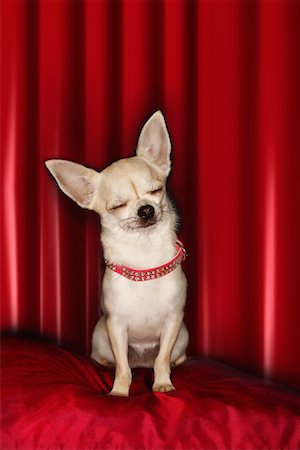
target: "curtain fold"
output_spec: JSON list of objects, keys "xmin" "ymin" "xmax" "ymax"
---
[{"xmin": 1, "ymin": 0, "xmax": 300, "ymax": 390}]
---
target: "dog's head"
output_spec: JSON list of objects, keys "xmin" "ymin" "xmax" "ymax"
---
[{"xmin": 46, "ymin": 111, "xmax": 176, "ymax": 235}]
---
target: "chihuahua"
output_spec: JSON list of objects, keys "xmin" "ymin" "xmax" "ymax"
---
[{"xmin": 46, "ymin": 111, "xmax": 188, "ymax": 396}]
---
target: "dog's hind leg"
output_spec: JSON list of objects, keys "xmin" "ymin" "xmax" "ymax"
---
[
  {"xmin": 91, "ymin": 316, "xmax": 115, "ymax": 368},
  {"xmin": 94, "ymin": 356, "xmax": 114, "ymax": 368},
  {"xmin": 172, "ymin": 354, "xmax": 187, "ymax": 368}
]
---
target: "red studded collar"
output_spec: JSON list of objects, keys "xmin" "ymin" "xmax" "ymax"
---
[{"xmin": 104, "ymin": 240, "xmax": 187, "ymax": 282}]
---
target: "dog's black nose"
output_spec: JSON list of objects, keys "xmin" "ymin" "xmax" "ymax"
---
[{"xmin": 138, "ymin": 205, "xmax": 155, "ymax": 222}]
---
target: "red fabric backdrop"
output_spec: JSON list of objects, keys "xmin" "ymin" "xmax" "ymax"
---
[{"xmin": 1, "ymin": 1, "xmax": 300, "ymax": 390}]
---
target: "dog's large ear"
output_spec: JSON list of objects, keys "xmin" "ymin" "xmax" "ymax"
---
[
  {"xmin": 136, "ymin": 111, "xmax": 171, "ymax": 176},
  {"xmin": 45, "ymin": 159, "xmax": 98, "ymax": 210}
]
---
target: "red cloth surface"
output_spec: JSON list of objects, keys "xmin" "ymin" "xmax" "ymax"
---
[{"xmin": 1, "ymin": 338, "xmax": 300, "ymax": 450}]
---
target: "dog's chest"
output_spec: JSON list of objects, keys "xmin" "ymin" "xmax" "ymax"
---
[{"xmin": 102, "ymin": 269, "xmax": 186, "ymax": 323}]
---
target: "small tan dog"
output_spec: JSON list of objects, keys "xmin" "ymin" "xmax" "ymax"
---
[{"xmin": 46, "ymin": 111, "xmax": 189, "ymax": 396}]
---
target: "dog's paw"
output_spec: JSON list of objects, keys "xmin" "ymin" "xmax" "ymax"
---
[
  {"xmin": 108, "ymin": 389, "xmax": 129, "ymax": 397},
  {"xmin": 109, "ymin": 371, "xmax": 131, "ymax": 397},
  {"xmin": 152, "ymin": 383, "xmax": 176, "ymax": 393},
  {"xmin": 109, "ymin": 380, "xmax": 130, "ymax": 397}
]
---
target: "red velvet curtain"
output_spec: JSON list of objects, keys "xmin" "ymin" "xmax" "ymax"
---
[{"xmin": 1, "ymin": 1, "xmax": 300, "ymax": 390}]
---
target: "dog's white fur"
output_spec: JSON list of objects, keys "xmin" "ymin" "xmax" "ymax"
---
[{"xmin": 46, "ymin": 111, "xmax": 188, "ymax": 396}]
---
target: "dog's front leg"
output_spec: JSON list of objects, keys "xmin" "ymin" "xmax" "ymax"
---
[
  {"xmin": 106, "ymin": 317, "xmax": 132, "ymax": 397},
  {"xmin": 153, "ymin": 313, "xmax": 184, "ymax": 393}
]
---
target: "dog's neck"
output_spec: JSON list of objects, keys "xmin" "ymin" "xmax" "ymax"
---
[{"xmin": 101, "ymin": 224, "xmax": 178, "ymax": 269}]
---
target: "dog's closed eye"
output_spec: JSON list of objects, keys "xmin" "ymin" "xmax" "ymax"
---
[
  {"xmin": 111, "ymin": 202, "xmax": 127, "ymax": 211},
  {"xmin": 150, "ymin": 187, "xmax": 163, "ymax": 195}
]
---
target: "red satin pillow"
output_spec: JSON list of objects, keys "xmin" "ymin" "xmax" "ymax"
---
[{"xmin": 1, "ymin": 338, "xmax": 300, "ymax": 449}]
